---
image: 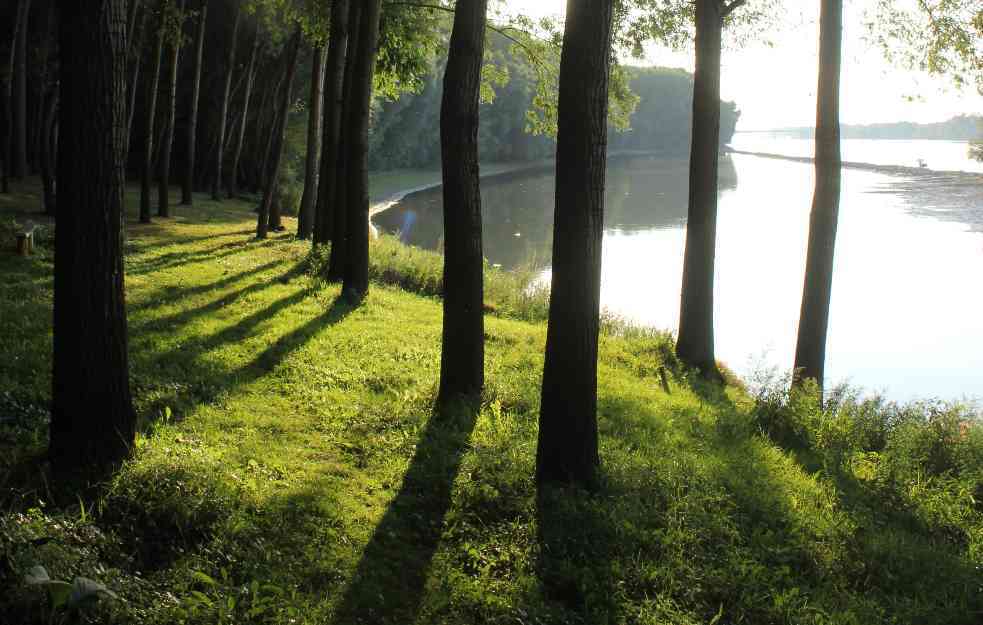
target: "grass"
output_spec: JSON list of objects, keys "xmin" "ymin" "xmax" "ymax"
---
[{"xmin": 1, "ymin": 178, "xmax": 982, "ymax": 625}]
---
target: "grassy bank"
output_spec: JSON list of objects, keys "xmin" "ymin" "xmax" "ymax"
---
[{"xmin": 1, "ymin": 181, "xmax": 982, "ymax": 625}]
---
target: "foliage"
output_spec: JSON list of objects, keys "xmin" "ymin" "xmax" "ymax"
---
[
  {"xmin": 0, "ymin": 181, "xmax": 981, "ymax": 624},
  {"xmin": 868, "ymin": 0, "xmax": 983, "ymax": 94}
]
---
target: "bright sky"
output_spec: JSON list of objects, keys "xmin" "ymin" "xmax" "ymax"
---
[{"xmin": 500, "ymin": 0, "xmax": 983, "ymax": 130}]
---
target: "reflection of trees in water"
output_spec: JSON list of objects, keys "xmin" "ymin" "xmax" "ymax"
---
[{"xmin": 371, "ymin": 154, "xmax": 741, "ymax": 270}]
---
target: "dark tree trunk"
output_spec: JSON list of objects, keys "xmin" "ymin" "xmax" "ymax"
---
[
  {"xmin": 676, "ymin": 0, "xmax": 724, "ymax": 381},
  {"xmin": 126, "ymin": 3, "xmax": 148, "ymax": 160},
  {"xmin": 158, "ymin": 0, "xmax": 184, "ymax": 217},
  {"xmin": 794, "ymin": 0, "xmax": 843, "ymax": 391},
  {"xmin": 212, "ymin": 1, "xmax": 240, "ymax": 200},
  {"xmin": 230, "ymin": 28, "xmax": 258, "ymax": 198},
  {"xmin": 31, "ymin": 3, "xmax": 56, "ymax": 176},
  {"xmin": 40, "ymin": 90, "xmax": 57, "ymax": 215},
  {"xmin": 181, "ymin": 0, "xmax": 207, "ymax": 205},
  {"xmin": 51, "ymin": 0, "xmax": 136, "ymax": 478},
  {"xmin": 140, "ymin": 8, "xmax": 165, "ymax": 224},
  {"xmin": 438, "ymin": 0, "xmax": 488, "ymax": 402},
  {"xmin": 2, "ymin": 1, "xmax": 22, "ymax": 194},
  {"xmin": 537, "ymin": 0, "xmax": 614, "ymax": 487},
  {"xmin": 297, "ymin": 44, "xmax": 327, "ymax": 240},
  {"xmin": 256, "ymin": 26, "xmax": 301, "ymax": 239},
  {"xmin": 313, "ymin": 0, "xmax": 350, "ymax": 246},
  {"xmin": 326, "ymin": 1, "xmax": 362, "ymax": 281},
  {"xmin": 268, "ymin": 179, "xmax": 282, "ymax": 231},
  {"xmin": 12, "ymin": 0, "xmax": 31, "ymax": 179},
  {"xmin": 341, "ymin": 0, "xmax": 383, "ymax": 302},
  {"xmin": 256, "ymin": 67, "xmax": 285, "ymax": 198}
]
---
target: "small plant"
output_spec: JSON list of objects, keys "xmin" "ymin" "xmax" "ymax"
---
[{"xmin": 24, "ymin": 564, "xmax": 118, "ymax": 623}]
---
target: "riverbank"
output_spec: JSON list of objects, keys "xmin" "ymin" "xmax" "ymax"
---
[{"xmin": 1, "ymin": 183, "xmax": 982, "ymax": 624}]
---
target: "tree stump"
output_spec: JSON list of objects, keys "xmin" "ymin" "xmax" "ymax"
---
[{"xmin": 16, "ymin": 225, "xmax": 37, "ymax": 256}]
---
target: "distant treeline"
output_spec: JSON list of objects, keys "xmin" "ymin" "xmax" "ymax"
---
[
  {"xmin": 369, "ymin": 63, "xmax": 740, "ymax": 171},
  {"xmin": 775, "ymin": 115, "xmax": 982, "ymax": 140}
]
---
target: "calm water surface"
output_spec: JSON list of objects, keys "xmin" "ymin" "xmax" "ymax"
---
[{"xmin": 373, "ymin": 141, "xmax": 983, "ymax": 403}]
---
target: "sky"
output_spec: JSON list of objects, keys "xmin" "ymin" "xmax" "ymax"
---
[{"xmin": 499, "ymin": 0, "xmax": 983, "ymax": 131}]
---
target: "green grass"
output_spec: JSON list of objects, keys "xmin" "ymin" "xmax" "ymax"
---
[{"xmin": 1, "ymin": 179, "xmax": 981, "ymax": 625}]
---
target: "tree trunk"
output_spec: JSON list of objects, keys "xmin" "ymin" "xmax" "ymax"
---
[
  {"xmin": 794, "ymin": 0, "xmax": 843, "ymax": 391},
  {"xmin": 326, "ymin": 1, "xmax": 362, "ymax": 281},
  {"xmin": 51, "ymin": 0, "xmax": 136, "ymax": 477},
  {"xmin": 126, "ymin": 3, "xmax": 148, "ymax": 160},
  {"xmin": 2, "ymin": 1, "xmax": 21, "ymax": 194},
  {"xmin": 341, "ymin": 0, "xmax": 383, "ymax": 302},
  {"xmin": 12, "ymin": 0, "xmax": 31, "ymax": 178},
  {"xmin": 40, "ymin": 90, "xmax": 57, "ymax": 215},
  {"xmin": 158, "ymin": 0, "xmax": 184, "ymax": 218},
  {"xmin": 256, "ymin": 26, "xmax": 301, "ymax": 239},
  {"xmin": 676, "ymin": 0, "xmax": 723, "ymax": 381},
  {"xmin": 438, "ymin": 0, "xmax": 488, "ymax": 402},
  {"xmin": 230, "ymin": 28, "xmax": 258, "ymax": 198},
  {"xmin": 140, "ymin": 7, "xmax": 165, "ymax": 224},
  {"xmin": 211, "ymin": 1, "xmax": 240, "ymax": 200},
  {"xmin": 313, "ymin": 0, "xmax": 351, "ymax": 246},
  {"xmin": 181, "ymin": 0, "xmax": 207, "ymax": 205},
  {"xmin": 537, "ymin": 0, "xmax": 614, "ymax": 487},
  {"xmin": 297, "ymin": 44, "xmax": 327, "ymax": 239},
  {"xmin": 256, "ymin": 67, "xmax": 285, "ymax": 198}
]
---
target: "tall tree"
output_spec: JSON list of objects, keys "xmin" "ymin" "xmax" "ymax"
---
[
  {"xmin": 326, "ymin": 1, "xmax": 362, "ymax": 281},
  {"xmin": 676, "ymin": 0, "xmax": 746, "ymax": 381},
  {"xmin": 794, "ymin": 0, "xmax": 843, "ymax": 390},
  {"xmin": 40, "ymin": 90, "xmax": 57, "ymax": 215},
  {"xmin": 297, "ymin": 44, "xmax": 327, "ymax": 239},
  {"xmin": 126, "ymin": 2, "xmax": 148, "ymax": 158},
  {"xmin": 437, "ymin": 0, "xmax": 488, "ymax": 403},
  {"xmin": 314, "ymin": 0, "xmax": 352, "ymax": 247},
  {"xmin": 158, "ymin": 0, "xmax": 184, "ymax": 218},
  {"xmin": 2, "ymin": 0, "xmax": 23, "ymax": 194},
  {"xmin": 213, "ymin": 0, "xmax": 241, "ymax": 200},
  {"xmin": 140, "ymin": 3, "xmax": 165, "ymax": 224},
  {"xmin": 256, "ymin": 25, "xmax": 301, "ymax": 239},
  {"xmin": 12, "ymin": 0, "xmax": 31, "ymax": 179},
  {"xmin": 181, "ymin": 0, "xmax": 207, "ymax": 206},
  {"xmin": 51, "ymin": 0, "xmax": 136, "ymax": 476},
  {"xmin": 230, "ymin": 27, "xmax": 258, "ymax": 198},
  {"xmin": 341, "ymin": 0, "xmax": 383, "ymax": 302},
  {"xmin": 537, "ymin": 0, "xmax": 615, "ymax": 486}
]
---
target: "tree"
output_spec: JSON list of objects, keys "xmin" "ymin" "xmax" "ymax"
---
[
  {"xmin": 140, "ymin": 3, "xmax": 165, "ymax": 224},
  {"xmin": 51, "ymin": 0, "xmax": 137, "ymax": 477},
  {"xmin": 229, "ymin": 26, "xmax": 259, "ymax": 198},
  {"xmin": 341, "ymin": 0, "xmax": 384, "ymax": 302},
  {"xmin": 12, "ymin": 0, "xmax": 31, "ymax": 179},
  {"xmin": 40, "ymin": 90, "xmax": 57, "ymax": 215},
  {"xmin": 126, "ymin": 2, "xmax": 148, "ymax": 157},
  {"xmin": 537, "ymin": 0, "xmax": 615, "ymax": 486},
  {"xmin": 675, "ymin": 0, "xmax": 748, "ymax": 381},
  {"xmin": 182, "ymin": 0, "xmax": 208, "ymax": 206},
  {"xmin": 158, "ymin": 0, "xmax": 185, "ymax": 218},
  {"xmin": 297, "ymin": 44, "xmax": 326, "ymax": 239},
  {"xmin": 793, "ymin": 0, "xmax": 842, "ymax": 391},
  {"xmin": 256, "ymin": 25, "xmax": 301, "ymax": 239},
  {"xmin": 437, "ymin": 0, "xmax": 489, "ymax": 403},
  {"xmin": 213, "ymin": 1, "xmax": 241, "ymax": 200}
]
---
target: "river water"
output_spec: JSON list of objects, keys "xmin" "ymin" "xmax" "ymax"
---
[{"xmin": 373, "ymin": 136, "xmax": 983, "ymax": 403}]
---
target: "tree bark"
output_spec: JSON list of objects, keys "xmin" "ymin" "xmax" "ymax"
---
[
  {"xmin": 676, "ymin": 0, "xmax": 723, "ymax": 381},
  {"xmin": 126, "ymin": 3, "xmax": 148, "ymax": 160},
  {"xmin": 51, "ymin": 0, "xmax": 136, "ymax": 478},
  {"xmin": 327, "ymin": 1, "xmax": 363, "ymax": 280},
  {"xmin": 313, "ymin": 0, "xmax": 351, "ymax": 246},
  {"xmin": 341, "ymin": 0, "xmax": 383, "ymax": 301},
  {"xmin": 2, "ymin": 0, "xmax": 23, "ymax": 194},
  {"xmin": 140, "ymin": 5, "xmax": 165, "ymax": 224},
  {"xmin": 157, "ymin": 0, "xmax": 184, "ymax": 218},
  {"xmin": 40, "ymin": 90, "xmax": 57, "ymax": 215},
  {"xmin": 256, "ymin": 26, "xmax": 301, "ymax": 239},
  {"xmin": 438, "ymin": 0, "xmax": 488, "ymax": 402},
  {"xmin": 537, "ymin": 0, "xmax": 614, "ymax": 487},
  {"xmin": 256, "ymin": 67, "xmax": 285, "ymax": 197},
  {"xmin": 181, "ymin": 0, "xmax": 207, "ymax": 205},
  {"xmin": 211, "ymin": 0, "xmax": 240, "ymax": 199},
  {"xmin": 12, "ymin": 0, "xmax": 31, "ymax": 178},
  {"xmin": 794, "ymin": 0, "xmax": 843, "ymax": 391},
  {"xmin": 230, "ymin": 27, "xmax": 258, "ymax": 198},
  {"xmin": 297, "ymin": 44, "xmax": 327, "ymax": 239}
]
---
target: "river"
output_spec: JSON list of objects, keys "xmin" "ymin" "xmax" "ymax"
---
[{"xmin": 372, "ymin": 135, "xmax": 983, "ymax": 403}]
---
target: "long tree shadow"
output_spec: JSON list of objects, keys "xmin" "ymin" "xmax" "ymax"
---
[
  {"xmin": 126, "ymin": 233, "xmax": 293, "ymax": 276},
  {"xmin": 330, "ymin": 399, "xmax": 479, "ymax": 625}
]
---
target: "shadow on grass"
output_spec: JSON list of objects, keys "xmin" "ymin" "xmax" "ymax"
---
[{"xmin": 330, "ymin": 399, "xmax": 479, "ymax": 625}]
